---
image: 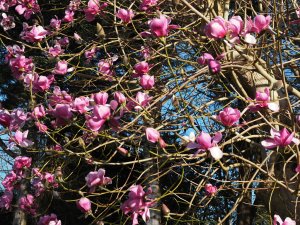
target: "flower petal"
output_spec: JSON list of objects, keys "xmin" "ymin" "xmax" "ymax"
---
[
  {"xmin": 261, "ymin": 139, "xmax": 278, "ymax": 149},
  {"xmin": 209, "ymin": 146, "xmax": 223, "ymax": 160}
]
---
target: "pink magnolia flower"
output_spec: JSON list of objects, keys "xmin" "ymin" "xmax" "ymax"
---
[
  {"xmin": 2, "ymin": 171, "xmax": 17, "ymax": 191},
  {"xmin": 197, "ymin": 53, "xmax": 214, "ymax": 65},
  {"xmin": 48, "ymin": 43, "xmax": 64, "ymax": 57},
  {"xmin": 121, "ymin": 185, "xmax": 154, "ymax": 225},
  {"xmin": 84, "ymin": 0, "xmax": 107, "ymax": 22},
  {"xmin": 5, "ymin": 44, "xmax": 25, "ymax": 62},
  {"xmin": 149, "ymin": 15, "xmax": 178, "ymax": 37},
  {"xmin": 146, "ymin": 127, "xmax": 160, "ymax": 143},
  {"xmin": 145, "ymin": 127, "xmax": 166, "ymax": 148},
  {"xmin": 244, "ymin": 33, "xmax": 257, "ymax": 45},
  {"xmin": 72, "ymin": 96, "xmax": 90, "ymax": 114},
  {"xmin": 48, "ymin": 86, "xmax": 73, "ymax": 106},
  {"xmin": 53, "ymin": 60, "xmax": 73, "ymax": 75},
  {"xmin": 216, "ymin": 107, "xmax": 241, "ymax": 126},
  {"xmin": 58, "ymin": 37, "xmax": 69, "ymax": 47},
  {"xmin": 133, "ymin": 61, "xmax": 150, "ymax": 77},
  {"xmin": 50, "ymin": 16, "xmax": 61, "ymax": 30},
  {"xmin": 33, "ymin": 74, "xmax": 54, "ymax": 92},
  {"xmin": 261, "ymin": 128, "xmax": 300, "ymax": 149},
  {"xmin": 0, "ymin": 190, "xmax": 13, "ymax": 209},
  {"xmin": 51, "ymin": 104, "xmax": 73, "ymax": 121},
  {"xmin": 86, "ymin": 105, "xmax": 110, "ymax": 131},
  {"xmin": 20, "ymin": 24, "xmax": 47, "ymax": 43},
  {"xmin": 187, "ymin": 132, "xmax": 223, "ymax": 160},
  {"xmin": 85, "ymin": 168, "xmax": 112, "ymax": 193},
  {"xmin": 134, "ymin": 92, "xmax": 151, "ymax": 111},
  {"xmin": 12, "ymin": 130, "xmax": 34, "ymax": 147},
  {"xmin": 114, "ymin": 92, "xmax": 126, "ymax": 104},
  {"xmin": 38, "ymin": 214, "xmax": 62, "ymax": 225},
  {"xmin": 32, "ymin": 105, "xmax": 46, "ymax": 119},
  {"xmin": 140, "ymin": 74, "xmax": 155, "ymax": 90},
  {"xmin": 140, "ymin": 46, "xmax": 151, "ymax": 60},
  {"xmin": 208, "ymin": 60, "xmax": 221, "ymax": 73},
  {"xmin": 9, "ymin": 108, "xmax": 28, "ymax": 131},
  {"xmin": 93, "ymin": 92, "xmax": 108, "ymax": 105},
  {"xmin": 248, "ymin": 88, "xmax": 279, "ymax": 112},
  {"xmin": 273, "ymin": 215, "xmax": 296, "ymax": 225},
  {"xmin": 228, "ymin": 16, "xmax": 243, "ymax": 38},
  {"xmin": 63, "ymin": 9, "xmax": 74, "ymax": 23},
  {"xmin": 205, "ymin": 16, "xmax": 228, "ymax": 39},
  {"xmin": 139, "ymin": 0, "xmax": 157, "ymax": 11},
  {"xmin": 77, "ymin": 197, "xmax": 91, "ymax": 213},
  {"xmin": 251, "ymin": 15, "xmax": 271, "ymax": 34},
  {"xmin": 84, "ymin": 47, "xmax": 97, "ymax": 61},
  {"xmin": 19, "ymin": 194, "xmax": 36, "ymax": 215},
  {"xmin": 98, "ymin": 59, "xmax": 114, "ymax": 78},
  {"xmin": 68, "ymin": 0, "xmax": 81, "ymax": 11},
  {"xmin": 0, "ymin": 13, "xmax": 15, "ymax": 31},
  {"xmin": 205, "ymin": 184, "xmax": 217, "ymax": 196},
  {"xmin": 0, "ymin": 109, "xmax": 11, "ymax": 127},
  {"xmin": 9, "ymin": 55, "xmax": 34, "ymax": 80},
  {"xmin": 14, "ymin": 156, "xmax": 32, "ymax": 170},
  {"xmin": 15, "ymin": 0, "xmax": 40, "ymax": 20},
  {"xmin": 116, "ymin": 8, "xmax": 134, "ymax": 24},
  {"xmin": 35, "ymin": 121, "xmax": 48, "ymax": 133}
]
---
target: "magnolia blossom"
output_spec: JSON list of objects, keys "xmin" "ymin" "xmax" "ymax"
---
[
  {"xmin": 72, "ymin": 96, "xmax": 90, "ymax": 114},
  {"xmin": 19, "ymin": 194, "xmax": 36, "ymax": 215},
  {"xmin": 38, "ymin": 213, "xmax": 61, "ymax": 225},
  {"xmin": 216, "ymin": 107, "xmax": 241, "ymax": 126},
  {"xmin": 14, "ymin": 156, "xmax": 32, "ymax": 170},
  {"xmin": 77, "ymin": 197, "xmax": 91, "ymax": 213},
  {"xmin": 197, "ymin": 53, "xmax": 214, "ymax": 65},
  {"xmin": 84, "ymin": 0, "xmax": 107, "ymax": 22},
  {"xmin": 121, "ymin": 185, "xmax": 154, "ymax": 225},
  {"xmin": 149, "ymin": 15, "xmax": 178, "ymax": 37},
  {"xmin": 133, "ymin": 61, "xmax": 150, "ymax": 77},
  {"xmin": 2, "ymin": 171, "xmax": 17, "ymax": 191},
  {"xmin": 20, "ymin": 23, "xmax": 47, "ymax": 43},
  {"xmin": 248, "ymin": 88, "xmax": 279, "ymax": 112},
  {"xmin": 0, "ymin": 190, "xmax": 13, "ymax": 210},
  {"xmin": 53, "ymin": 60, "xmax": 73, "ymax": 75},
  {"xmin": 63, "ymin": 9, "xmax": 74, "ymax": 23},
  {"xmin": 0, "ymin": 13, "xmax": 15, "ymax": 31},
  {"xmin": 116, "ymin": 8, "xmax": 134, "ymax": 24},
  {"xmin": 139, "ymin": 0, "xmax": 157, "ymax": 11},
  {"xmin": 85, "ymin": 168, "xmax": 112, "ymax": 193},
  {"xmin": 205, "ymin": 16, "xmax": 228, "ymax": 39},
  {"xmin": 197, "ymin": 53, "xmax": 221, "ymax": 74},
  {"xmin": 140, "ymin": 74, "xmax": 155, "ymax": 89},
  {"xmin": 0, "ymin": 109, "xmax": 11, "ymax": 127},
  {"xmin": 12, "ymin": 130, "xmax": 34, "ymax": 148},
  {"xmin": 32, "ymin": 105, "xmax": 46, "ymax": 119},
  {"xmin": 251, "ymin": 15, "xmax": 271, "ymax": 34},
  {"xmin": 50, "ymin": 16, "xmax": 61, "ymax": 30},
  {"xmin": 146, "ymin": 127, "xmax": 166, "ymax": 148},
  {"xmin": 187, "ymin": 132, "xmax": 223, "ymax": 160},
  {"xmin": 114, "ymin": 92, "xmax": 126, "ymax": 104},
  {"xmin": 86, "ymin": 105, "xmax": 110, "ymax": 131},
  {"xmin": 273, "ymin": 214, "xmax": 296, "ymax": 225},
  {"xmin": 228, "ymin": 16, "xmax": 243, "ymax": 39},
  {"xmin": 134, "ymin": 92, "xmax": 151, "ymax": 111},
  {"xmin": 93, "ymin": 92, "xmax": 108, "ymax": 105},
  {"xmin": 205, "ymin": 184, "xmax": 218, "ymax": 196},
  {"xmin": 15, "ymin": 0, "xmax": 40, "ymax": 20},
  {"xmin": 261, "ymin": 128, "xmax": 300, "ymax": 149}
]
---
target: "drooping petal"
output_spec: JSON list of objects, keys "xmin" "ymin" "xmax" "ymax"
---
[
  {"xmin": 212, "ymin": 132, "xmax": 222, "ymax": 144},
  {"xmin": 261, "ymin": 138, "xmax": 278, "ymax": 149},
  {"xmin": 267, "ymin": 102, "xmax": 279, "ymax": 112},
  {"xmin": 209, "ymin": 146, "xmax": 223, "ymax": 160}
]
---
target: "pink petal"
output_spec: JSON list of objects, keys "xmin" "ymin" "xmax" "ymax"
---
[
  {"xmin": 209, "ymin": 146, "xmax": 223, "ymax": 160},
  {"xmin": 212, "ymin": 132, "xmax": 222, "ymax": 144},
  {"xmin": 261, "ymin": 139, "xmax": 278, "ymax": 149},
  {"xmin": 267, "ymin": 102, "xmax": 279, "ymax": 112}
]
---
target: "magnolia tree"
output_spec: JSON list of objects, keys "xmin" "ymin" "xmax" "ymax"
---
[{"xmin": 0, "ymin": 0, "xmax": 299, "ymax": 224}]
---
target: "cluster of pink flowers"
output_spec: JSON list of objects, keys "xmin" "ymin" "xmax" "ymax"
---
[
  {"xmin": 0, "ymin": 0, "xmax": 40, "ymax": 20},
  {"xmin": 31, "ymin": 168, "xmax": 58, "ymax": 197},
  {"xmin": 0, "ymin": 156, "xmax": 32, "ymax": 210},
  {"xmin": 132, "ymin": 61, "xmax": 155, "ymax": 89},
  {"xmin": 84, "ymin": 0, "xmax": 107, "ymax": 22},
  {"xmin": 205, "ymin": 14, "xmax": 271, "ymax": 44},
  {"xmin": 121, "ymin": 185, "xmax": 154, "ymax": 225}
]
